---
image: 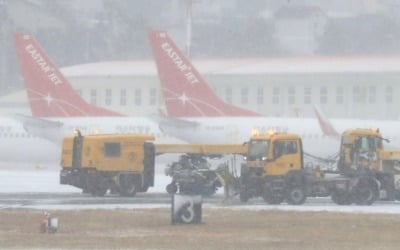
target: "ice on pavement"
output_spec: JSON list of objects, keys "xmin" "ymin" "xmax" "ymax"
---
[{"xmin": 3, "ymin": 168, "xmax": 400, "ymax": 214}]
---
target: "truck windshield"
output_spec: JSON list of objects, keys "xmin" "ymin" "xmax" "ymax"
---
[
  {"xmin": 247, "ymin": 140, "xmax": 269, "ymax": 160},
  {"xmin": 356, "ymin": 136, "xmax": 381, "ymax": 151}
]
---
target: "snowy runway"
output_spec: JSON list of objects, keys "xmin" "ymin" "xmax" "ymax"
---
[{"xmin": 2, "ymin": 169, "xmax": 400, "ymax": 214}]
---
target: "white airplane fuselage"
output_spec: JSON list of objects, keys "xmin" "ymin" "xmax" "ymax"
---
[
  {"xmin": 3, "ymin": 114, "xmax": 400, "ymax": 168},
  {"xmin": 159, "ymin": 116, "xmax": 400, "ymax": 157},
  {"xmin": 0, "ymin": 116, "xmax": 178, "ymax": 168}
]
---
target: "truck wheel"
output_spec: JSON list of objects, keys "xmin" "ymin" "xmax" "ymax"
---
[
  {"xmin": 85, "ymin": 172, "xmax": 107, "ymax": 197},
  {"xmin": 138, "ymin": 185, "xmax": 149, "ymax": 192},
  {"xmin": 166, "ymin": 183, "xmax": 178, "ymax": 194},
  {"xmin": 119, "ymin": 175, "xmax": 137, "ymax": 197},
  {"xmin": 331, "ymin": 191, "xmax": 352, "ymax": 205},
  {"xmin": 286, "ymin": 186, "xmax": 306, "ymax": 205},
  {"xmin": 93, "ymin": 185, "xmax": 108, "ymax": 197},
  {"xmin": 263, "ymin": 194, "xmax": 284, "ymax": 205},
  {"xmin": 353, "ymin": 179, "xmax": 378, "ymax": 205},
  {"xmin": 93, "ymin": 174, "xmax": 108, "ymax": 197},
  {"xmin": 263, "ymin": 187, "xmax": 284, "ymax": 204}
]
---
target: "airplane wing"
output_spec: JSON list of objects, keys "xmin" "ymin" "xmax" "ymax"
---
[{"xmin": 9, "ymin": 114, "xmax": 64, "ymax": 143}]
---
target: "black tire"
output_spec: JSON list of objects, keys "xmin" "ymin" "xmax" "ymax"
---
[
  {"xmin": 94, "ymin": 174, "xmax": 109, "ymax": 196},
  {"xmin": 286, "ymin": 186, "xmax": 306, "ymax": 205},
  {"xmin": 138, "ymin": 185, "xmax": 150, "ymax": 192},
  {"xmin": 85, "ymin": 171, "xmax": 108, "ymax": 197},
  {"xmin": 262, "ymin": 187, "xmax": 284, "ymax": 205},
  {"xmin": 331, "ymin": 191, "xmax": 352, "ymax": 205},
  {"xmin": 93, "ymin": 185, "xmax": 108, "ymax": 197},
  {"xmin": 353, "ymin": 178, "xmax": 378, "ymax": 205},
  {"xmin": 166, "ymin": 183, "xmax": 178, "ymax": 194},
  {"xmin": 118, "ymin": 174, "xmax": 138, "ymax": 197},
  {"xmin": 263, "ymin": 194, "xmax": 284, "ymax": 205}
]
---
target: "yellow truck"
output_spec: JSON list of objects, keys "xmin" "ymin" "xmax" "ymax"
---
[
  {"xmin": 60, "ymin": 133, "xmax": 155, "ymax": 196},
  {"xmin": 239, "ymin": 129, "xmax": 399, "ymax": 205},
  {"xmin": 60, "ymin": 132, "xmax": 246, "ymax": 197}
]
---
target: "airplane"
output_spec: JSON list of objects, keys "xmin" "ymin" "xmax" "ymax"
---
[
  {"xmin": 148, "ymin": 30, "xmax": 400, "ymax": 158},
  {"xmin": 0, "ymin": 33, "xmax": 176, "ymax": 168},
  {"xmin": 0, "ymin": 118, "xmax": 61, "ymax": 168}
]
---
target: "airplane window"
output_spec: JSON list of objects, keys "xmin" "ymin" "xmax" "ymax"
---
[
  {"xmin": 149, "ymin": 88, "xmax": 157, "ymax": 105},
  {"xmin": 135, "ymin": 88, "xmax": 142, "ymax": 106},
  {"xmin": 304, "ymin": 87, "xmax": 311, "ymax": 104},
  {"xmin": 90, "ymin": 89, "xmax": 97, "ymax": 104},
  {"xmin": 368, "ymin": 86, "xmax": 376, "ymax": 104},
  {"xmin": 257, "ymin": 87, "xmax": 263, "ymax": 105},
  {"xmin": 105, "ymin": 89, "xmax": 112, "ymax": 106},
  {"xmin": 336, "ymin": 86, "xmax": 343, "ymax": 104},
  {"xmin": 353, "ymin": 85, "xmax": 361, "ymax": 104},
  {"xmin": 320, "ymin": 86, "xmax": 327, "ymax": 104},
  {"xmin": 225, "ymin": 87, "xmax": 232, "ymax": 104},
  {"xmin": 120, "ymin": 89, "xmax": 127, "ymax": 106},
  {"xmin": 288, "ymin": 87, "xmax": 295, "ymax": 104},
  {"xmin": 273, "ymin": 87, "xmax": 280, "ymax": 104},
  {"xmin": 241, "ymin": 87, "xmax": 248, "ymax": 104}
]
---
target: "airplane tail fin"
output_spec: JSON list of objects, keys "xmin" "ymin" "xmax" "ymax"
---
[
  {"xmin": 148, "ymin": 30, "xmax": 260, "ymax": 117},
  {"xmin": 314, "ymin": 106, "xmax": 340, "ymax": 138},
  {"xmin": 13, "ymin": 33, "xmax": 121, "ymax": 117}
]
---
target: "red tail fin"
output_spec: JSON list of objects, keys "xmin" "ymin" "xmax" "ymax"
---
[
  {"xmin": 149, "ymin": 30, "xmax": 260, "ymax": 117},
  {"xmin": 13, "ymin": 33, "xmax": 121, "ymax": 117},
  {"xmin": 314, "ymin": 106, "xmax": 340, "ymax": 139}
]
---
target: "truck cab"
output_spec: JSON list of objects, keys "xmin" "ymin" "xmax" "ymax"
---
[
  {"xmin": 240, "ymin": 131, "xmax": 306, "ymax": 204},
  {"xmin": 339, "ymin": 128, "xmax": 384, "ymax": 174},
  {"xmin": 245, "ymin": 131, "xmax": 303, "ymax": 176}
]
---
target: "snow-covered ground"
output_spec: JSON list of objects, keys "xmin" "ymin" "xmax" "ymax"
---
[
  {"xmin": 2, "ymin": 169, "xmax": 400, "ymax": 214},
  {"xmin": 221, "ymin": 202, "xmax": 400, "ymax": 214},
  {"xmin": 0, "ymin": 169, "xmax": 171, "ymax": 193},
  {"xmin": 5, "ymin": 201, "xmax": 400, "ymax": 214}
]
